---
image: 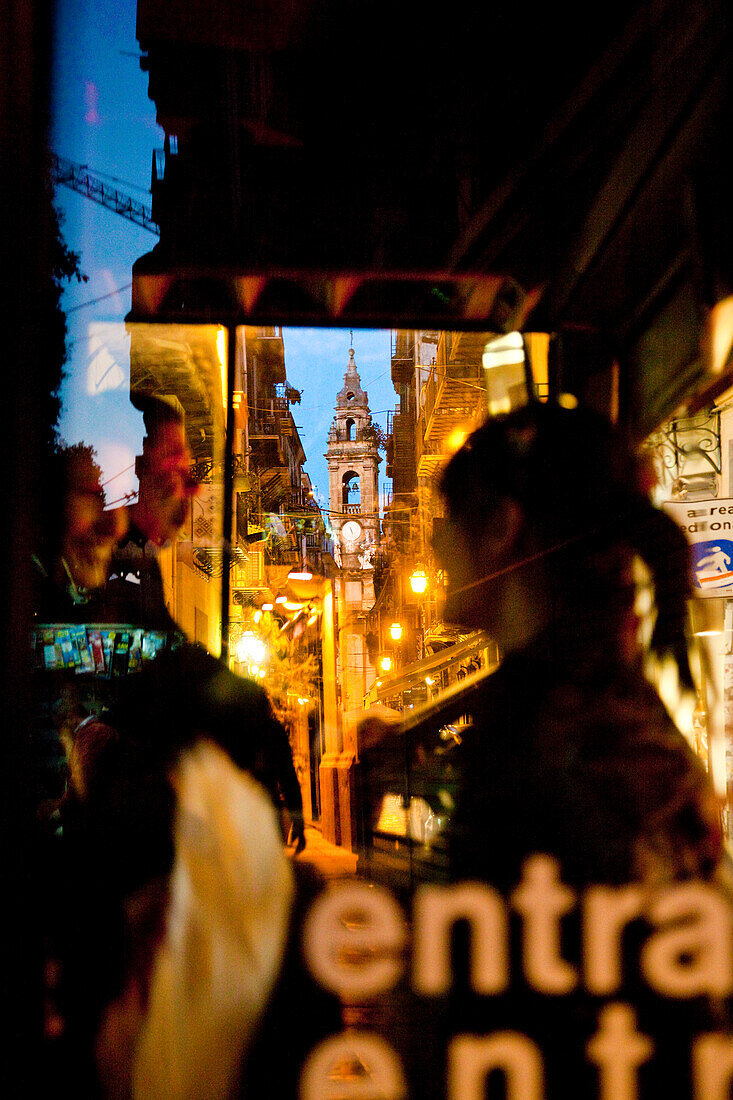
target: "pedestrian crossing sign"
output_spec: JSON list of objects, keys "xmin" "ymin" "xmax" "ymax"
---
[{"xmin": 690, "ymin": 539, "xmax": 733, "ymax": 595}]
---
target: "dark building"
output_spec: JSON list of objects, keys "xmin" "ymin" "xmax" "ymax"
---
[{"xmin": 130, "ymin": 0, "xmax": 732, "ymax": 436}]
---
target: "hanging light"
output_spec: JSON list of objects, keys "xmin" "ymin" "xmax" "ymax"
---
[
  {"xmin": 390, "ymin": 622, "xmax": 403, "ymax": 641},
  {"xmin": 235, "ymin": 631, "xmax": 267, "ymax": 665},
  {"xmin": 409, "ymin": 566, "xmax": 429, "ymax": 595},
  {"xmin": 379, "ymin": 655, "xmax": 393, "ymax": 672}
]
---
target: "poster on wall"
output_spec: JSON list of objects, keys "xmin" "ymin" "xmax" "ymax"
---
[{"xmin": 663, "ymin": 498, "xmax": 733, "ymax": 598}]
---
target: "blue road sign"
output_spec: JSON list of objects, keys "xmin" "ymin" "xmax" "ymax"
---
[{"xmin": 690, "ymin": 539, "xmax": 733, "ymax": 594}]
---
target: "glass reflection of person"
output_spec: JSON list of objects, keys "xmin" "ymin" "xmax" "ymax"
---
[
  {"xmin": 360, "ymin": 401, "xmax": 729, "ymax": 1100},
  {"xmin": 130, "ymin": 395, "xmax": 198, "ymax": 549},
  {"xmin": 31, "ymin": 444, "xmax": 128, "ymax": 817},
  {"xmin": 432, "ymin": 402, "xmax": 722, "ymax": 886},
  {"xmin": 33, "ymin": 443, "xmax": 128, "ymax": 619},
  {"xmin": 104, "ymin": 396, "xmax": 199, "ymax": 630}
]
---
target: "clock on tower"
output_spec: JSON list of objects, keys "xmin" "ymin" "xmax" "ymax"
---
[{"xmin": 341, "ymin": 519, "xmax": 362, "ymax": 544}]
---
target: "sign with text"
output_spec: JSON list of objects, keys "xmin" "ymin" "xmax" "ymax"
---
[{"xmin": 663, "ymin": 499, "xmax": 733, "ymax": 597}]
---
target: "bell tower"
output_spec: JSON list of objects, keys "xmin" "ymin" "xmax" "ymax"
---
[
  {"xmin": 321, "ymin": 342, "xmax": 382, "ymax": 851},
  {"xmin": 326, "ymin": 342, "xmax": 381, "ymax": 563}
]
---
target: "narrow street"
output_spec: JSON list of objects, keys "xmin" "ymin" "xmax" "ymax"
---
[{"xmin": 297, "ymin": 825, "xmax": 357, "ymax": 880}]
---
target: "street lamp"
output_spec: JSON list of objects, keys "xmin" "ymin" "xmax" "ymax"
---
[
  {"xmin": 409, "ymin": 566, "xmax": 429, "ymax": 595},
  {"xmin": 379, "ymin": 655, "xmax": 393, "ymax": 673},
  {"xmin": 390, "ymin": 622, "xmax": 403, "ymax": 641},
  {"xmin": 235, "ymin": 631, "xmax": 268, "ymax": 667}
]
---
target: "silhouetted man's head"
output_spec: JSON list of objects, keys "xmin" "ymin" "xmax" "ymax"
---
[
  {"xmin": 132, "ymin": 396, "xmax": 199, "ymax": 547},
  {"xmin": 53, "ymin": 444, "xmax": 128, "ymax": 590}
]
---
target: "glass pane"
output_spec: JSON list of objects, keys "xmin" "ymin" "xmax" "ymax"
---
[{"xmin": 127, "ymin": 321, "xmax": 226, "ymax": 650}]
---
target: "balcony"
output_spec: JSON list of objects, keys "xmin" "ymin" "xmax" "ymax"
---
[
  {"xmin": 416, "ymin": 332, "xmax": 489, "ymax": 479},
  {"xmin": 391, "ymin": 411, "xmax": 416, "ymax": 494},
  {"xmin": 247, "ymin": 328, "xmax": 286, "ymax": 383},
  {"xmin": 416, "ymin": 437, "xmax": 445, "ymax": 480}
]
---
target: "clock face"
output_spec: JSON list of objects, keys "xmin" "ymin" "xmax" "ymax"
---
[{"xmin": 341, "ymin": 520, "xmax": 362, "ymax": 543}]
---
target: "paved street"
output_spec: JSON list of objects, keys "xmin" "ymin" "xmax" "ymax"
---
[{"xmin": 295, "ymin": 824, "xmax": 358, "ymax": 879}]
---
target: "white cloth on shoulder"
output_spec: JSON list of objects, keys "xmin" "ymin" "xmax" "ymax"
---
[{"xmin": 132, "ymin": 739, "xmax": 294, "ymax": 1100}]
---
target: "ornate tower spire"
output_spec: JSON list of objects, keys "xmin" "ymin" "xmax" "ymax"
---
[
  {"xmin": 325, "ymin": 338, "xmax": 381, "ymax": 559},
  {"xmin": 336, "ymin": 341, "xmax": 368, "ymax": 410}
]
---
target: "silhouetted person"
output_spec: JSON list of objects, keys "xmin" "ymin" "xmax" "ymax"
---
[
  {"xmin": 103, "ymin": 395, "xmax": 198, "ymax": 630},
  {"xmin": 31, "ymin": 445, "xmax": 128, "ymax": 812},
  {"xmin": 432, "ymin": 402, "xmax": 721, "ymax": 887},
  {"xmin": 50, "ymin": 643, "xmax": 328, "ymax": 1098},
  {"xmin": 360, "ymin": 400, "xmax": 729, "ymax": 1099},
  {"xmin": 33, "ymin": 443, "xmax": 128, "ymax": 621}
]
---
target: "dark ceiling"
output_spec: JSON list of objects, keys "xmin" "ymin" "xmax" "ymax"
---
[{"xmin": 132, "ymin": 0, "xmax": 733, "ymax": 434}]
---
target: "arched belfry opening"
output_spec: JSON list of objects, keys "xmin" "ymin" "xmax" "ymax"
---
[
  {"xmin": 342, "ymin": 471, "xmax": 360, "ymax": 507},
  {"xmin": 345, "ymin": 417, "xmax": 355, "ymax": 441}
]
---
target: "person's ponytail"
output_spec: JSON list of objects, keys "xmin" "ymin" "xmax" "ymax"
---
[{"xmin": 624, "ymin": 497, "xmax": 695, "ymax": 692}]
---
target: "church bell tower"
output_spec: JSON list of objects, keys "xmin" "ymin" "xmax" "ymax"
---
[
  {"xmin": 325, "ymin": 340, "xmax": 382, "ymax": 752},
  {"xmin": 326, "ymin": 342, "xmax": 381, "ymax": 565}
]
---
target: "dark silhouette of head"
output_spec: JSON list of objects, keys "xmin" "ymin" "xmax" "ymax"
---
[
  {"xmin": 436, "ymin": 401, "xmax": 693, "ymax": 685},
  {"xmin": 44, "ymin": 443, "xmax": 128, "ymax": 591},
  {"xmin": 131, "ymin": 395, "xmax": 199, "ymax": 546}
]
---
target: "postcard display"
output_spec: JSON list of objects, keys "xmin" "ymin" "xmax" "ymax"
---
[{"xmin": 31, "ymin": 623, "xmax": 177, "ymax": 803}]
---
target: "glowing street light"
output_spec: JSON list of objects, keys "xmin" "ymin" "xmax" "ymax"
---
[
  {"xmin": 379, "ymin": 655, "xmax": 393, "ymax": 673},
  {"xmin": 389, "ymin": 622, "xmax": 403, "ymax": 641},
  {"xmin": 235, "ymin": 631, "xmax": 268, "ymax": 666},
  {"xmin": 409, "ymin": 566, "xmax": 429, "ymax": 595}
]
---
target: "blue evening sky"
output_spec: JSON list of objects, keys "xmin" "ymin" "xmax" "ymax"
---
[{"xmin": 50, "ymin": 0, "xmax": 396, "ymax": 511}]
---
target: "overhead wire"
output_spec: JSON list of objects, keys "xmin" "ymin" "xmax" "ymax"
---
[{"xmin": 64, "ymin": 283, "xmax": 133, "ymax": 314}]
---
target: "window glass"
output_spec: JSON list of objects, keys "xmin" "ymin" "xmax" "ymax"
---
[{"xmin": 44, "ymin": 1, "xmax": 726, "ymax": 1095}]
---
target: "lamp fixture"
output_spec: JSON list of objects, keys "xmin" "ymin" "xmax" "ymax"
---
[
  {"xmin": 409, "ymin": 566, "xmax": 429, "ymax": 595},
  {"xmin": 234, "ymin": 632, "xmax": 267, "ymax": 666}
]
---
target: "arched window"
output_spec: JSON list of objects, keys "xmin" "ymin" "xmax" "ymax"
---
[
  {"xmin": 345, "ymin": 418, "xmax": 355, "ymax": 441},
  {"xmin": 342, "ymin": 471, "xmax": 360, "ymax": 507}
]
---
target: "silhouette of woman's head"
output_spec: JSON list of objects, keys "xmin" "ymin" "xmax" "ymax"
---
[{"xmin": 436, "ymin": 401, "xmax": 693, "ymax": 684}]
